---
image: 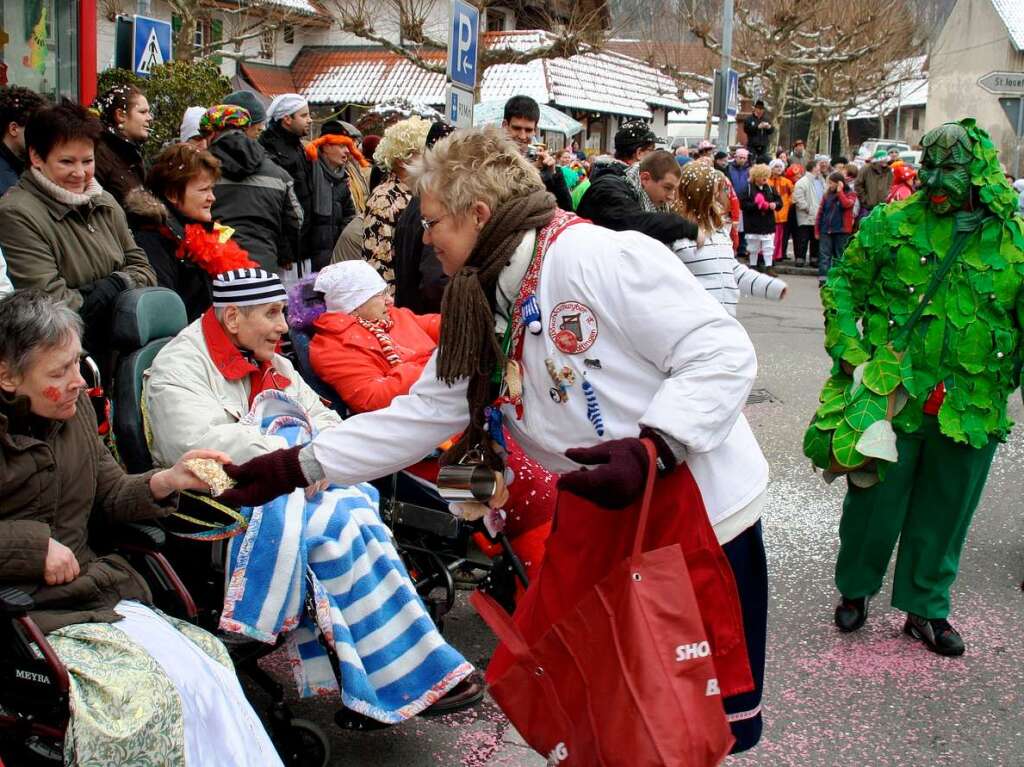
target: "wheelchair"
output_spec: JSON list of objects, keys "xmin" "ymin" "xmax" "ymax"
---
[
  {"xmin": 287, "ymin": 314, "xmax": 529, "ymax": 616},
  {"xmin": 0, "ymin": 519, "xmax": 338, "ymax": 766},
  {"xmin": 107, "ymin": 289, "xmax": 331, "ymax": 766}
]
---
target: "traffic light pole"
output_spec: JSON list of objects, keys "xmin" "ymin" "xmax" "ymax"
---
[{"xmin": 717, "ymin": 0, "xmax": 734, "ymax": 149}]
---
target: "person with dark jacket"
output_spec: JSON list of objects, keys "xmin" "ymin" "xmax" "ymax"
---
[
  {"xmin": 743, "ymin": 100, "xmax": 774, "ymax": 160},
  {"xmin": 577, "ymin": 121, "xmax": 698, "ymax": 245},
  {"xmin": 93, "ymin": 85, "xmax": 153, "ymax": 207},
  {"xmin": 501, "ymin": 95, "xmax": 573, "ymax": 210},
  {"xmin": 739, "ymin": 163, "xmax": 781, "ymax": 271},
  {"xmin": 303, "ymin": 131, "xmax": 360, "ymax": 271},
  {"xmin": 0, "ymin": 85, "xmax": 47, "ymax": 195},
  {"xmin": 201, "ymin": 105, "xmax": 304, "ymax": 273},
  {"xmin": 0, "ymin": 102, "xmax": 155, "ymax": 372},
  {"xmin": 814, "ymin": 171, "xmax": 857, "ymax": 286},
  {"xmin": 392, "ymin": 120, "xmax": 454, "ymax": 314},
  {"xmin": 127, "ymin": 144, "xmax": 246, "ymax": 322},
  {"xmin": 0, "ymin": 289, "xmax": 283, "ymax": 765},
  {"xmin": 260, "ymin": 94, "xmax": 313, "ymax": 250}
]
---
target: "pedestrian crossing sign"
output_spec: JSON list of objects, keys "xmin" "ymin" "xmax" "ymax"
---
[{"xmin": 133, "ymin": 15, "xmax": 172, "ymax": 77}]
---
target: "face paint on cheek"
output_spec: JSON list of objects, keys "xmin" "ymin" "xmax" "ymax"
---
[{"xmin": 43, "ymin": 386, "xmax": 62, "ymax": 403}]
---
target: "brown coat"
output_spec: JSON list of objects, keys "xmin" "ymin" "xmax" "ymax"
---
[
  {"xmin": 0, "ymin": 169, "xmax": 155, "ymax": 311},
  {"xmin": 0, "ymin": 391, "xmax": 172, "ymax": 633},
  {"xmin": 94, "ymin": 130, "xmax": 146, "ymax": 207}
]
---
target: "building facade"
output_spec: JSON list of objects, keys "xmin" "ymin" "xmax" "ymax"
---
[{"xmin": 928, "ymin": 0, "xmax": 1024, "ymax": 173}]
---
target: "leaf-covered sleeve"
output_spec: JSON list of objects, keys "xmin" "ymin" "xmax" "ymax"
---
[{"xmin": 819, "ymin": 214, "xmax": 884, "ymax": 368}]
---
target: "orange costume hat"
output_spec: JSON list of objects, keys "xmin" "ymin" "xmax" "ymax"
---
[{"xmin": 305, "ymin": 134, "xmax": 369, "ymax": 168}]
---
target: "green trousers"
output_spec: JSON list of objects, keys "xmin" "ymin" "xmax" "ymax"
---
[{"xmin": 835, "ymin": 415, "xmax": 998, "ymax": 619}]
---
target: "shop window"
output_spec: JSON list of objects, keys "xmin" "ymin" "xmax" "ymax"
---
[
  {"xmin": 912, "ymin": 110, "xmax": 920, "ymax": 131},
  {"xmin": 0, "ymin": 0, "xmax": 77, "ymax": 100}
]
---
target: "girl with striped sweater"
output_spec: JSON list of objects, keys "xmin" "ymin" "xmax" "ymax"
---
[{"xmin": 672, "ymin": 161, "xmax": 787, "ymax": 317}]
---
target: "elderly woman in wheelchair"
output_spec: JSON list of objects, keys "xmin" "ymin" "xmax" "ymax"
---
[
  {"xmin": 0, "ymin": 289, "xmax": 281, "ymax": 765},
  {"xmin": 143, "ymin": 267, "xmax": 483, "ymax": 729}
]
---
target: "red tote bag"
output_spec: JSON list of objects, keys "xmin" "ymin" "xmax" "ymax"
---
[{"xmin": 471, "ymin": 441, "xmax": 736, "ymax": 767}]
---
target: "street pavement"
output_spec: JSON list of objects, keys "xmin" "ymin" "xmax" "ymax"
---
[{"xmin": 271, "ymin": 274, "xmax": 1024, "ymax": 766}]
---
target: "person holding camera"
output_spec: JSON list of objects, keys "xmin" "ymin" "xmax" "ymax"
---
[{"xmin": 501, "ymin": 95, "xmax": 573, "ymax": 211}]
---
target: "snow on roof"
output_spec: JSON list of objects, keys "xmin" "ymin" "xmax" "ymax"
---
[
  {"xmin": 846, "ymin": 56, "xmax": 928, "ymax": 119},
  {"xmin": 293, "ymin": 32, "xmax": 686, "ymax": 118},
  {"xmin": 992, "ymin": 0, "xmax": 1024, "ymax": 51},
  {"xmin": 249, "ymin": 0, "xmax": 321, "ymax": 16}
]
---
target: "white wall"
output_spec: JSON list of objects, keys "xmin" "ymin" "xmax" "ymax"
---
[{"xmin": 928, "ymin": 0, "xmax": 1024, "ymax": 173}]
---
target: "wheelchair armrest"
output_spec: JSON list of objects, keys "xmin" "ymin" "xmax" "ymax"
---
[
  {"xmin": 111, "ymin": 522, "xmax": 167, "ymax": 550},
  {"xmin": 0, "ymin": 587, "xmax": 34, "ymax": 616}
]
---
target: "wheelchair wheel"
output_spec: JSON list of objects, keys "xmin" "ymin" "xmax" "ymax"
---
[{"xmin": 281, "ymin": 718, "xmax": 330, "ymax": 767}]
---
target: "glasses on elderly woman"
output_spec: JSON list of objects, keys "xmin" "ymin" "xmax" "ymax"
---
[{"xmin": 421, "ymin": 213, "xmax": 451, "ymax": 232}]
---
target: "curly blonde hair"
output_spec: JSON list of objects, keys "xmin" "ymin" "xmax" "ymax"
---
[
  {"xmin": 749, "ymin": 163, "xmax": 771, "ymax": 184},
  {"xmin": 406, "ymin": 126, "xmax": 543, "ymax": 216},
  {"xmin": 375, "ymin": 116, "xmax": 432, "ymax": 172}
]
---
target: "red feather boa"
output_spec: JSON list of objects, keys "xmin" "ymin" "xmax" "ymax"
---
[{"xmin": 177, "ymin": 224, "xmax": 258, "ymax": 276}]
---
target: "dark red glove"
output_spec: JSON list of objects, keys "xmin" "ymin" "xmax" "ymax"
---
[
  {"xmin": 217, "ymin": 445, "xmax": 307, "ymax": 508},
  {"xmin": 556, "ymin": 431, "xmax": 677, "ymax": 510}
]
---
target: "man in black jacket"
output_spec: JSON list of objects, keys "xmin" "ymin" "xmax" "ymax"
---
[
  {"xmin": 576, "ymin": 121, "xmax": 698, "ymax": 245},
  {"xmin": 743, "ymin": 100, "xmax": 774, "ymax": 161},
  {"xmin": 260, "ymin": 94, "xmax": 313, "ymax": 256},
  {"xmin": 0, "ymin": 86, "xmax": 47, "ymax": 196},
  {"xmin": 501, "ymin": 95, "xmax": 573, "ymax": 211},
  {"xmin": 201, "ymin": 105, "xmax": 303, "ymax": 273}
]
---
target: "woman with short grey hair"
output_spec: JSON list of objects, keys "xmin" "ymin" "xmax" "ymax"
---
[{"xmin": 0, "ymin": 289, "xmax": 283, "ymax": 765}]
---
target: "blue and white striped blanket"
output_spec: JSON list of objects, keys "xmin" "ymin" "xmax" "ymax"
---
[{"xmin": 219, "ymin": 391, "xmax": 473, "ymax": 723}]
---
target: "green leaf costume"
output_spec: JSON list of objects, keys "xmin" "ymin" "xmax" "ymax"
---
[{"xmin": 805, "ymin": 119, "xmax": 1024, "ymax": 468}]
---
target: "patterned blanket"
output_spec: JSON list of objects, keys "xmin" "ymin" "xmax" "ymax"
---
[{"xmin": 219, "ymin": 391, "xmax": 472, "ymax": 722}]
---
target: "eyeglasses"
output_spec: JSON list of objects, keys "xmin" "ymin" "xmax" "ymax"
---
[{"xmin": 421, "ymin": 213, "xmax": 451, "ymax": 232}]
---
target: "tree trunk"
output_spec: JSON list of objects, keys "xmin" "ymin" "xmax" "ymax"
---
[
  {"xmin": 173, "ymin": 8, "xmax": 198, "ymax": 61},
  {"xmin": 806, "ymin": 106, "xmax": 829, "ymax": 155},
  {"xmin": 839, "ymin": 112, "xmax": 851, "ymax": 157},
  {"xmin": 768, "ymin": 73, "xmax": 790, "ymax": 152}
]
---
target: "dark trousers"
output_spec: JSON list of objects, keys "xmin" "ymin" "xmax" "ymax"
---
[
  {"xmin": 818, "ymin": 232, "xmax": 850, "ymax": 284},
  {"xmin": 780, "ymin": 217, "xmax": 795, "ymax": 259},
  {"xmin": 722, "ymin": 520, "xmax": 768, "ymax": 754},
  {"xmin": 793, "ymin": 224, "xmax": 818, "ymax": 264}
]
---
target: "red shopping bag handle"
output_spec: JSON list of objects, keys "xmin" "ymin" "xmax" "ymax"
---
[
  {"xmin": 470, "ymin": 589, "xmax": 536, "ymax": 666},
  {"xmin": 631, "ymin": 438, "xmax": 659, "ymax": 558},
  {"xmin": 472, "ymin": 439, "xmax": 658, "ymax": 663}
]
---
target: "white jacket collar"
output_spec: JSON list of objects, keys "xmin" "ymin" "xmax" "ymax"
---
[{"xmin": 494, "ymin": 229, "xmax": 537, "ymax": 335}]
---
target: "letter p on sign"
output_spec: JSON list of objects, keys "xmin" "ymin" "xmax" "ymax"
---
[{"xmin": 457, "ymin": 13, "xmax": 472, "ymax": 73}]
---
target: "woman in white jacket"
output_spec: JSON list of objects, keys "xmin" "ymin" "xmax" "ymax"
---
[
  {"xmin": 672, "ymin": 162, "xmax": 786, "ymax": 316},
  {"xmin": 216, "ymin": 128, "xmax": 772, "ymax": 752}
]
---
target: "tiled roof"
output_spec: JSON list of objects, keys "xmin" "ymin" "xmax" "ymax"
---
[
  {"xmin": 249, "ymin": 0, "xmax": 321, "ymax": 16},
  {"xmin": 992, "ymin": 0, "xmax": 1024, "ymax": 51},
  {"xmin": 239, "ymin": 62, "xmax": 297, "ymax": 97},
  {"xmin": 292, "ymin": 32, "xmax": 686, "ymax": 118},
  {"xmin": 294, "ymin": 48, "xmax": 447, "ymax": 106}
]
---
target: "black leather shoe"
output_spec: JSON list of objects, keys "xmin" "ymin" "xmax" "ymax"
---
[
  {"xmin": 834, "ymin": 595, "xmax": 869, "ymax": 632},
  {"xmin": 904, "ymin": 614, "xmax": 965, "ymax": 656}
]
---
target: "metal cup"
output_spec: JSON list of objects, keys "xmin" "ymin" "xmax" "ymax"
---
[{"xmin": 436, "ymin": 462, "xmax": 497, "ymax": 503}]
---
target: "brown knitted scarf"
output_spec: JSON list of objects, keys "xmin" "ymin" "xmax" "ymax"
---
[{"xmin": 438, "ymin": 188, "xmax": 557, "ymax": 469}]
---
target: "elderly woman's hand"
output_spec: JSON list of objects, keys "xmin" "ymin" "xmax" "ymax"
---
[
  {"xmin": 44, "ymin": 538, "xmax": 80, "ymax": 585},
  {"xmin": 149, "ymin": 449, "xmax": 233, "ymax": 500}
]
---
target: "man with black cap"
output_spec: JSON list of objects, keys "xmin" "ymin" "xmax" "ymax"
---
[
  {"xmin": 743, "ymin": 100, "xmax": 774, "ymax": 160},
  {"xmin": 222, "ymin": 91, "xmax": 267, "ymax": 139},
  {"xmin": 576, "ymin": 119, "xmax": 699, "ymax": 245}
]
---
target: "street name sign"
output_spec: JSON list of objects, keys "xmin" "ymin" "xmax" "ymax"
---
[{"xmin": 977, "ymin": 71, "xmax": 1024, "ymax": 95}]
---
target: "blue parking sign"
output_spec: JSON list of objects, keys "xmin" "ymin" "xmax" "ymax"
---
[
  {"xmin": 133, "ymin": 15, "xmax": 172, "ymax": 77},
  {"xmin": 447, "ymin": 0, "xmax": 479, "ymax": 90}
]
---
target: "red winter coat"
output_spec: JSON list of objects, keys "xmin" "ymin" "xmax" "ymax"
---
[{"xmin": 310, "ymin": 307, "xmax": 440, "ymax": 414}]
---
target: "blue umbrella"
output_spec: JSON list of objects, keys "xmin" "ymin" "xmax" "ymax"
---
[{"xmin": 472, "ymin": 99, "xmax": 584, "ymax": 137}]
